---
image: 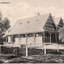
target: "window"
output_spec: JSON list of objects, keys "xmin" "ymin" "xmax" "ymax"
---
[
  {"xmin": 23, "ymin": 34, "xmax": 25, "ymax": 37},
  {"xmin": 36, "ymin": 33, "xmax": 42, "ymax": 37},
  {"xmin": 27, "ymin": 34, "xmax": 33, "ymax": 37},
  {"xmin": 36, "ymin": 34, "xmax": 38, "ymax": 37}
]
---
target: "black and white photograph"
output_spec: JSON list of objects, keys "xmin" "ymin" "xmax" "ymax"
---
[{"xmin": 0, "ymin": 0, "xmax": 64, "ymax": 63}]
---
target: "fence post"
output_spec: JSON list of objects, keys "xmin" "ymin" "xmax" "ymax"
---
[
  {"xmin": 26, "ymin": 44, "xmax": 28, "ymax": 58},
  {"xmin": 42, "ymin": 43, "xmax": 44, "ymax": 50},
  {"xmin": 0, "ymin": 46, "xmax": 1, "ymax": 58},
  {"xmin": 57, "ymin": 43, "xmax": 59, "ymax": 52},
  {"xmin": 25, "ymin": 34, "xmax": 28, "ymax": 58},
  {"xmin": 44, "ymin": 44, "xmax": 46, "ymax": 54},
  {"xmin": 30, "ymin": 43, "xmax": 31, "ymax": 49},
  {"xmin": 0, "ymin": 46, "xmax": 1, "ymax": 54}
]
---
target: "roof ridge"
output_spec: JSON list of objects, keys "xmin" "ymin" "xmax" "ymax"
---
[{"xmin": 18, "ymin": 13, "xmax": 51, "ymax": 21}]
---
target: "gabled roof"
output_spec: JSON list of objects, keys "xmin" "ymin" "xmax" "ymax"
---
[
  {"xmin": 53, "ymin": 17, "xmax": 62, "ymax": 26},
  {"xmin": 7, "ymin": 13, "xmax": 52, "ymax": 35}
]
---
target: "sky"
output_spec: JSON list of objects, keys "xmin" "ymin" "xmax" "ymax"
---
[{"xmin": 0, "ymin": 0, "xmax": 64, "ymax": 27}]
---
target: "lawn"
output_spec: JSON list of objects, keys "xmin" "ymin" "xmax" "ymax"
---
[
  {"xmin": 0, "ymin": 52, "xmax": 64, "ymax": 63},
  {"xmin": 1, "ymin": 44, "xmax": 64, "ymax": 63}
]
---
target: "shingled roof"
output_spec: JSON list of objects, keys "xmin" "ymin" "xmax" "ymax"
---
[{"xmin": 7, "ymin": 13, "xmax": 52, "ymax": 35}]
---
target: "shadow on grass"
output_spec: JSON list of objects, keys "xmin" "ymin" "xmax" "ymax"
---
[{"xmin": 46, "ymin": 49, "xmax": 62, "ymax": 54}]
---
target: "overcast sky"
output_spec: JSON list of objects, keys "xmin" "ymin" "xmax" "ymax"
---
[{"xmin": 0, "ymin": 0, "xmax": 64, "ymax": 27}]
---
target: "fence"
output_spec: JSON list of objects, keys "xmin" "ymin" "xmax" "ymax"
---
[{"xmin": 0, "ymin": 43, "xmax": 60, "ymax": 58}]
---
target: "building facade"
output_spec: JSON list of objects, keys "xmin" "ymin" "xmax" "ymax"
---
[{"xmin": 6, "ymin": 13, "xmax": 63, "ymax": 45}]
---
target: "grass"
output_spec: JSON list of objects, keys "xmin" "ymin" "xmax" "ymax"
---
[
  {"xmin": 1, "ymin": 54, "xmax": 64, "ymax": 63},
  {"xmin": 1, "ymin": 45, "xmax": 64, "ymax": 63}
]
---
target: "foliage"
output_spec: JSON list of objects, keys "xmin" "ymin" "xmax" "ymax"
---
[
  {"xmin": 0, "ymin": 12, "xmax": 11, "ymax": 34},
  {"xmin": 0, "ymin": 12, "xmax": 10, "ymax": 44},
  {"xmin": 58, "ymin": 27, "xmax": 64, "ymax": 42},
  {"xmin": 3, "ymin": 17, "xmax": 11, "ymax": 31}
]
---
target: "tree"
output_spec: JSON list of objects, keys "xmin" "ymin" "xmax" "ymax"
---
[
  {"xmin": 58, "ymin": 27, "xmax": 64, "ymax": 43},
  {"xmin": 0, "ymin": 12, "xmax": 11, "ymax": 44},
  {"xmin": 0, "ymin": 12, "xmax": 11, "ymax": 33},
  {"xmin": 3, "ymin": 17, "xmax": 11, "ymax": 31}
]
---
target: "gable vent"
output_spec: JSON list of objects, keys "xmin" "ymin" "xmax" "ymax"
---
[
  {"xmin": 20, "ymin": 23, "xmax": 22, "ymax": 24},
  {"xmin": 36, "ymin": 19, "xmax": 38, "ymax": 21},
  {"xmin": 28, "ymin": 21, "xmax": 29, "ymax": 23}
]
